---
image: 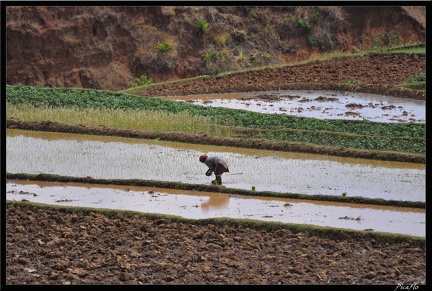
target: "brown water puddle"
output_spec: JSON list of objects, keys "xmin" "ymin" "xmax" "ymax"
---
[
  {"xmin": 6, "ymin": 180, "xmax": 425, "ymax": 237},
  {"xmin": 6, "ymin": 129, "xmax": 425, "ymax": 202},
  {"xmin": 160, "ymin": 90, "xmax": 425, "ymax": 124}
]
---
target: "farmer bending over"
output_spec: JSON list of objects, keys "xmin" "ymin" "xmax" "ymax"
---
[{"xmin": 199, "ymin": 154, "xmax": 229, "ymax": 185}]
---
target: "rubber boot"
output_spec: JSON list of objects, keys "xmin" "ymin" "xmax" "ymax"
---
[{"xmin": 216, "ymin": 175, "xmax": 222, "ymax": 185}]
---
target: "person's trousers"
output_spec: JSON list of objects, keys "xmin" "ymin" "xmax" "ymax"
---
[{"xmin": 215, "ymin": 163, "xmax": 229, "ymax": 175}]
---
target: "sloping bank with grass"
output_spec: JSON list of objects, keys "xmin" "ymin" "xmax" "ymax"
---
[
  {"xmin": 6, "ymin": 85, "xmax": 425, "ymax": 164},
  {"xmin": 122, "ymin": 51, "xmax": 426, "ymax": 99}
]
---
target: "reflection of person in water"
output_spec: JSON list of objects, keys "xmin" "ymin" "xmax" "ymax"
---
[{"xmin": 201, "ymin": 193, "xmax": 230, "ymax": 211}]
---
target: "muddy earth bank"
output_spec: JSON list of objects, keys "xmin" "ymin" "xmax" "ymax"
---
[
  {"xmin": 5, "ymin": 6, "xmax": 426, "ymax": 90},
  {"xmin": 131, "ymin": 54, "xmax": 425, "ymax": 100},
  {"xmin": 6, "ymin": 204, "xmax": 426, "ymax": 285}
]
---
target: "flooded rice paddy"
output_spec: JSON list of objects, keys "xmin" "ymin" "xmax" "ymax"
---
[
  {"xmin": 6, "ymin": 129, "xmax": 425, "ymax": 202},
  {"xmin": 161, "ymin": 90, "xmax": 425, "ymax": 124},
  {"xmin": 6, "ymin": 180, "xmax": 425, "ymax": 237},
  {"xmin": 6, "ymin": 90, "xmax": 425, "ymax": 237}
]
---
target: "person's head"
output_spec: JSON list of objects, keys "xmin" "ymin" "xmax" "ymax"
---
[{"xmin": 199, "ymin": 154, "xmax": 208, "ymax": 163}]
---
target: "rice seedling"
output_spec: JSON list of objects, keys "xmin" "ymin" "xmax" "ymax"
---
[{"xmin": 6, "ymin": 102, "xmax": 225, "ymax": 135}]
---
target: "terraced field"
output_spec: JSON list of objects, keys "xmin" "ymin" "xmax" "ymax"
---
[{"xmin": 5, "ymin": 51, "xmax": 426, "ymax": 285}]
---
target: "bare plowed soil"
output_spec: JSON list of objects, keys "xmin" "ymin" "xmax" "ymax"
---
[
  {"xmin": 129, "ymin": 54, "xmax": 426, "ymax": 100},
  {"xmin": 5, "ymin": 204, "xmax": 426, "ymax": 285},
  {"xmin": 6, "ymin": 55, "xmax": 426, "ymax": 285}
]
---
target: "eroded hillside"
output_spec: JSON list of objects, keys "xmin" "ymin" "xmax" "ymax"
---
[{"xmin": 5, "ymin": 6, "xmax": 426, "ymax": 91}]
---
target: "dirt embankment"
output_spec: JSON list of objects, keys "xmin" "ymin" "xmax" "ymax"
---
[
  {"xmin": 129, "ymin": 53, "xmax": 426, "ymax": 99},
  {"xmin": 5, "ymin": 6, "xmax": 425, "ymax": 91},
  {"xmin": 6, "ymin": 203, "xmax": 426, "ymax": 285}
]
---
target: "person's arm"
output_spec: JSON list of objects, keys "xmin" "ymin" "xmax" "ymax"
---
[
  {"xmin": 205, "ymin": 157, "xmax": 217, "ymax": 171},
  {"xmin": 205, "ymin": 169, "xmax": 213, "ymax": 176}
]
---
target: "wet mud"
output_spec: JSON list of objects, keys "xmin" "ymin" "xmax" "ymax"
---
[{"xmin": 6, "ymin": 202, "xmax": 426, "ymax": 285}]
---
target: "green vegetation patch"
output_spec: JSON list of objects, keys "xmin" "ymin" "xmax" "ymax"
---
[
  {"xmin": 6, "ymin": 85, "xmax": 425, "ymax": 155},
  {"xmin": 398, "ymin": 72, "xmax": 426, "ymax": 91}
]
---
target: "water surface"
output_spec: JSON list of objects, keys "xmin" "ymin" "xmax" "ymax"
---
[
  {"xmin": 161, "ymin": 90, "xmax": 425, "ymax": 124},
  {"xmin": 6, "ymin": 129, "xmax": 425, "ymax": 202},
  {"xmin": 6, "ymin": 180, "xmax": 425, "ymax": 237}
]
